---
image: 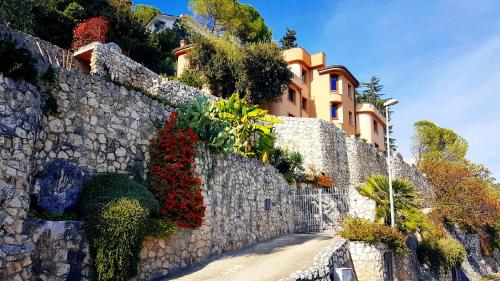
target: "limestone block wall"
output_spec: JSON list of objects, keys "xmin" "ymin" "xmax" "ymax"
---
[
  {"xmin": 0, "ymin": 75, "xmax": 42, "ymax": 280},
  {"xmin": 90, "ymin": 43, "xmax": 159, "ymax": 94},
  {"xmin": 139, "ymin": 147, "xmax": 294, "ymax": 279},
  {"xmin": 0, "ymin": 25, "xmax": 80, "ymax": 72},
  {"xmin": 391, "ymin": 156, "xmax": 434, "ymax": 207},
  {"xmin": 33, "ymin": 69, "xmax": 172, "ymax": 175},
  {"xmin": 349, "ymin": 242, "xmax": 388, "ymax": 281},
  {"xmin": 348, "ymin": 188, "xmax": 376, "ymax": 221},
  {"xmin": 283, "ymin": 238, "xmax": 353, "ymax": 281},
  {"xmin": 345, "ymin": 137, "xmax": 387, "ymax": 185},
  {"xmin": 1, "ymin": 34, "xmax": 295, "ymax": 280}
]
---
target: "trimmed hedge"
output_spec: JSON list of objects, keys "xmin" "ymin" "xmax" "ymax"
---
[
  {"xmin": 78, "ymin": 173, "xmax": 159, "ymax": 217},
  {"xmin": 340, "ymin": 217, "xmax": 409, "ymax": 253},
  {"xmin": 77, "ymin": 173, "xmax": 163, "ymax": 281}
]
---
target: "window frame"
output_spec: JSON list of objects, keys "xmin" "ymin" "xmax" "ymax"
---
[
  {"xmin": 331, "ymin": 103, "xmax": 339, "ymax": 119},
  {"xmin": 330, "ymin": 75, "xmax": 338, "ymax": 92},
  {"xmin": 288, "ymin": 88, "xmax": 296, "ymax": 104}
]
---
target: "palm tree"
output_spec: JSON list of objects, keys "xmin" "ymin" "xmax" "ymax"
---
[{"xmin": 359, "ymin": 175, "xmax": 421, "ymax": 230}]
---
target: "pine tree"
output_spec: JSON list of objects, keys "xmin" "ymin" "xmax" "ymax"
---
[{"xmin": 279, "ymin": 28, "xmax": 298, "ymax": 50}]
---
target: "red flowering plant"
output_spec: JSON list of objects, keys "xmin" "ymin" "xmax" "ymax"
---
[
  {"xmin": 72, "ymin": 17, "xmax": 110, "ymax": 50},
  {"xmin": 148, "ymin": 112, "xmax": 206, "ymax": 228}
]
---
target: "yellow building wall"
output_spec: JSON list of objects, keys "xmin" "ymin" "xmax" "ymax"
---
[
  {"xmin": 356, "ymin": 103, "xmax": 387, "ymax": 149},
  {"xmin": 308, "ymin": 70, "xmax": 356, "ymax": 135}
]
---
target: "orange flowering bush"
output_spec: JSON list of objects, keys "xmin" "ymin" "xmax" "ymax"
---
[
  {"xmin": 148, "ymin": 112, "xmax": 205, "ymax": 228},
  {"xmin": 72, "ymin": 17, "xmax": 110, "ymax": 50}
]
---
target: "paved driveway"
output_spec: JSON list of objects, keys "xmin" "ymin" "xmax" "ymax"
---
[{"xmin": 165, "ymin": 233, "xmax": 333, "ymax": 281}]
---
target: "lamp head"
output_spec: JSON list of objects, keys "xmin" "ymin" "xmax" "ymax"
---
[{"xmin": 384, "ymin": 98, "xmax": 399, "ymax": 107}]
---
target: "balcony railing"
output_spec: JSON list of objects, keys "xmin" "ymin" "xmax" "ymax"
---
[{"xmin": 292, "ymin": 73, "xmax": 304, "ymax": 83}]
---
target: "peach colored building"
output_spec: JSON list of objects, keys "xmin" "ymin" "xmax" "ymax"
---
[
  {"xmin": 173, "ymin": 46, "xmax": 387, "ymax": 149},
  {"xmin": 356, "ymin": 103, "xmax": 386, "ymax": 149}
]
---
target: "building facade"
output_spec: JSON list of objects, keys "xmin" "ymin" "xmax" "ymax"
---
[{"xmin": 173, "ymin": 46, "xmax": 387, "ymax": 149}]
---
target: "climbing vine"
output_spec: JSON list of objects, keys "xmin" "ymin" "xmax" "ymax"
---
[{"xmin": 148, "ymin": 112, "xmax": 206, "ymax": 228}]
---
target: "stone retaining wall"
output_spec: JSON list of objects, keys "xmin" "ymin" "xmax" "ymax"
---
[
  {"xmin": 282, "ymin": 238, "xmax": 352, "ymax": 281},
  {"xmin": 139, "ymin": 147, "xmax": 294, "ymax": 279},
  {"xmin": 1, "ymin": 41, "xmax": 294, "ymax": 280},
  {"xmin": 391, "ymin": 156, "xmax": 434, "ymax": 207},
  {"xmin": 0, "ymin": 75, "xmax": 42, "ymax": 280},
  {"xmin": 350, "ymin": 242, "xmax": 388, "ymax": 281},
  {"xmin": 89, "ymin": 42, "xmax": 217, "ymax": 107},
  {"xmin": 0, "ymin": 25, "xmax": 81, "ymax": 73}
]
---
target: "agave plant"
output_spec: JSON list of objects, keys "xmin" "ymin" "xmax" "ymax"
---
[
  {"xmin": 177, "ymin": 93, "xmax": 283, "ymax": 162},
  {"xmin": 359, "ymin": 175, "xmax": 421, "ymax": 232}
]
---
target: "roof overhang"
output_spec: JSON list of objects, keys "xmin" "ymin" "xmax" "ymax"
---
[
  {"xmin": 318, "ymin": 65, "xmax": 359, "ymax": 87},
  {"xmin": 173, "ymin": 44, "xmax": 193, "ymax": 58}
]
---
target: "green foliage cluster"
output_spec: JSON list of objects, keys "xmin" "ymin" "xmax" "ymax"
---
[
  {"xmin": 78, "ymin": 173, "xmax": 159, "ymax": 216},
  {"xmin": 77, "ymin": 173, "xmax": 170, "ymax": 281},
  {"xmin": 0, "ymin": 39, "xmax": 38, "ymax": 84},
  {"xmin": 92, "ymin": 198, "xmax": 147, "ymax": 280},
  {"xmin": 417, "ymin": 237, "xmax": 466, "ymax": 270},
  {"xmin": 188, "ymin": 0, "xmax": 271, "ymax": 43},
  {"xmin": 0, "ymin": 0, "xmax": 35, "ymax": 33},
  {"xmin": 269, "ymin": 148, "xmax": 304, "ymax": 184},
  {"xmin": 145, "ymin": 218, "xmax": 177, "ymax": 238},
  {"xmin": 340, "ymin": 217, "xmax": 408, "ymax": 253},
  {"xmin": 359, "ymin": 175, "xmax": 421, "ymax": 233},
  {"xmin": 1, "ymin": 0, "xmax": 186, "ymax": 76},
  {"xmin": 39, "ymin": 67, "xmax": 60, "ymax": 116},
  {"xmin": 177, "ymin": 93, "xmax": 283, "ymax": 162},
  {"xmin": 413, "ymin": 120, "xmax": 499, "ymax": 255},
  {"xmin": 132, "ymin": 4, "xmax": 160, "ymax": 25},
  {"xmin": 0, "ymin": 39, "xmax": 61, "ymax": 116},
  {"xmin": 188, "ymin": 35, "xmax": 292, "ymax": 104},
  {"xmin": 412, "ymin": 120, "xmax": 468, "ymax": 164},
  {"xmin": 175, "ymin": 70, "xmax": 205, "ymax": 89},
  {"xmin": 279, "ymin": 28, "xmax": 298, "ymax": 50}
]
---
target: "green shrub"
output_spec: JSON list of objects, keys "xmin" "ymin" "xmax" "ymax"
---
[
  {"xmin": 340, "ymin": 217, "xmax": 409, "ymax": 253},
  {"xmin": 270, "ymin": 148, "xmax": 304, "ymax": 184},
  {"xmin": 145, "ymin": 218, "xmax": 177, "ymax": 238},
  {"xmin": 77, "ymin": 173, "xmax": 163, "ymax": 281},
  {"xmin": 417, "ymin": 237, "xmax": 466, "ymax": 270},
  {"xmin": 0, "ymin": 40, "xmax": 38, "ymax": 84},
  {"xmin": 176, "ymin": 70, "xmax": 205, "ymax": 89},
  {"xmin": 91, "ymin": 198, "xmax": 148, "ymax": 281},
  {"xmin": 78, "ymin": 173, "xmax": 159, "ymax": 217}
]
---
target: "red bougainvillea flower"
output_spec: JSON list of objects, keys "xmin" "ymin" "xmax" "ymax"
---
[
  {"xmin": 148, "ymin": 113, "xmax": 205, "ymax": 228},
  {"xmin": 72, "ymin": 17, "xmax": 110, "ymax": 50}
]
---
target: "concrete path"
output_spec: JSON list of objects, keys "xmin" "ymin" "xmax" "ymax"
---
[{"xmin": 165, "ymin": 233, "xmax": 333, "ymax": 281}]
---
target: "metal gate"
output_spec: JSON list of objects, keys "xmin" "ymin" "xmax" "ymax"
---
[{"xmin": 293, "ymin": 186, "xmax": 349, "ymax": 233}]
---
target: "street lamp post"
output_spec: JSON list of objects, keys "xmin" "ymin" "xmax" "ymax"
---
[{"xmin": 383, "ymin": 98, "xmax": 399, "ymax": 228}]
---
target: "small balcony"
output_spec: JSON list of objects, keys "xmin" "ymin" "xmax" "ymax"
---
[
  {"xmin": 356, "ymin": 103, "xmax": 387, "ymax": 124},
  {"xmin": 291, "ymin": 73, "xmax": 305, "ymax": 86},
  {"xmin": 328, "ymin": 92, "xmax": 343, "ymax": 103}
]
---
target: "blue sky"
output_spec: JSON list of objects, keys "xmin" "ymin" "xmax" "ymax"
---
[{"xmin": 136, "ymin": 0, "xmax": 500, "ymax": 180}]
